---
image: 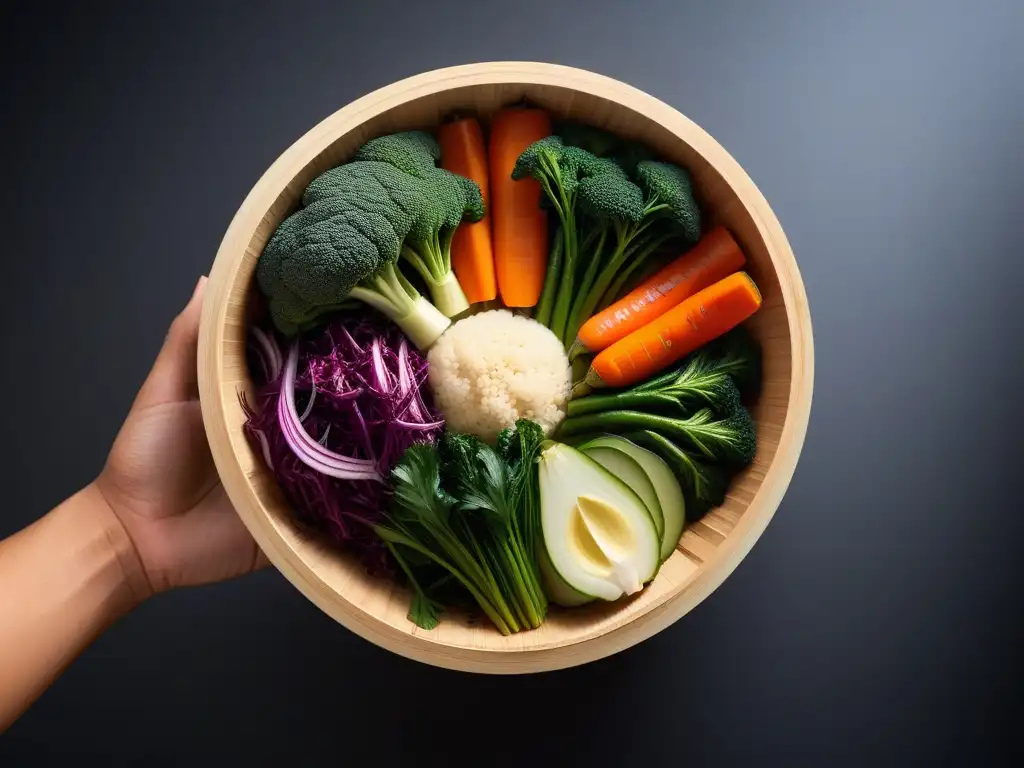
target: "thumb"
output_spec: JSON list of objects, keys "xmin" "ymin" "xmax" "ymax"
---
[{"xmin": 134, "ymin": 276, "xmax": 208, "ymax": 409}]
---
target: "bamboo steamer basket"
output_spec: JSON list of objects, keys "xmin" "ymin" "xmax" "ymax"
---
[{"xmin": 198, "ymin": 62, "xmax": 814, "ymax": 674}]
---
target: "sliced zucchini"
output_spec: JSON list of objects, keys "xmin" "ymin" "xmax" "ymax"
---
[{"xmin": 578, "ymin": 435, "xmax": 686, "ymax": 561}]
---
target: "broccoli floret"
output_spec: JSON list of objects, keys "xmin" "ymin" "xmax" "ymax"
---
[
  {"xmin": 576, "ymin": 158, "xmax": 645, "ymax": 223},
  {"xmin": 636, "ymin": 161, "xmax": 701, "ymax": 243},
  {"xmin": 668, "ymin": 406, "xmax": 756, "ymax": 466},
  {"xmin": 354, "ymin": 132, "xmax": 482, "ymax": 317},
  {"xmin": 511, "ymin": 125, "xmax": 702, "ymax": 349},
  {"xmin": 566, "ymin": 158, "xmax": 703, "ymax": 346},
  {"xmin": 610, "ymin": 142, "xmax": 656, "ymax": 176},
  {"xmin": 354, "ymin": 130, "xmax": 441, "ymax": 177},
  {"xmin": 513, "ymin": 138, "xmax": 640, "ymax": 340},
  {"xmin": 256, "ymin": 161, "xmax": 452, "ymax": 349}
]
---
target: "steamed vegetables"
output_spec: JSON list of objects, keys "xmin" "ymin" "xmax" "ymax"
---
[
  {"xmin": 258, "ymin": 132, "xmax": 484, "ymax": 345},
  {"xmin": 375, "ymin": 421, "xmax": 547, "ymax": 634},
  {"xmin": 353, "ymin": 131, "xmax": 482, "ymax": 318},
  {"xmin": 571, "ymin": 226, "xmax": 746, "ymax": 358},
  {"xmin": 247, "ymin": 109, "xmax": 767, "ymax": 635},
  {"xmin": 560, "ymin": 329, "xmax": 761, "ymax": 521},
  {"xmin": 579, "ymin": 272, "xmax": 763, "ymax": 392}
]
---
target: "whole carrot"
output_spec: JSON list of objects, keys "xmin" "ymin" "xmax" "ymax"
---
[
  {"xmin": 489, "ymin": 106, "xmax": 552, "ymax": 308},
  {"xmin": 582, "ymin": 271, "xmax": 762, "ymax": 391},
  {"xmin": 439, "ymin": 116, "xmax": 496, "ymax": 304},
  {"xmin": 570, "ymin": 226, "xmax": 746, "ymax": 359}
]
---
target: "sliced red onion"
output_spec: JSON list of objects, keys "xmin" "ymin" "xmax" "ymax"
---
[
  {"xmin": 370, "ymin": 338, "xmax": 394, "ymax": 395},
  {"xmin": 394, "ymin": 418, "xmax": 445, "ymax": 430},
  {"xmin": 397, "ymin": 339, "xmax": 427, "ymax": 422},
  {"xmin": 251, "ymin": 327, "xmax": 282, "ymax": 382},
  {"xmin": 299, "ymin": 364, "xmax": 317, "ymax": 423},
  {"xmin": 278, "ymin": 343, "xmax": 381, "ymax": 482}
]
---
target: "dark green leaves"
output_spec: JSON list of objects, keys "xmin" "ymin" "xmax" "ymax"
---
[
  {"xmin": 635, "ymin": 161, "xmax": 701, "ymax": 243},
  {"xmin": 389, "ymin": 443, "xmax": 454, "ymax": 529},
  {"xmin": 378, "ymin": 421, "xmax": 550, "ymax": 635},
  {"xmin": 408, "ymin": 590, "xmax": 443, "ymax": 631},
  {"xmin": 440, "ymin": 432, "xmax": 511, "ymax": 530}
]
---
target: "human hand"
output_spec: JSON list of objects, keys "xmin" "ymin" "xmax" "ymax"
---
[{"xmin": 94, "ymin": 276, "xmax": 268, "ymax": 599}]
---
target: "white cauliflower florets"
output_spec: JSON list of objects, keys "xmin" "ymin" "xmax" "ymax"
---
[{"xmin": 427, "ymin": 310, "xmax": 571, "ymax": 442}]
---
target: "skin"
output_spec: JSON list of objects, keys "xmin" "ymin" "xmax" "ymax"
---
[{"xmin": 0, "ymin": 277, "xmax": 267, "ymax": 732}]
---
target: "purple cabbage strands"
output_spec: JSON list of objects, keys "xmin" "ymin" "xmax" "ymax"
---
[{"xmin": 241, "ymin": 311, "xmax": 445, "ymax": 575}]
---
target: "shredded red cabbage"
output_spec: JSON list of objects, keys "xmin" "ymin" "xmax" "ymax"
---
[{"xmin": 241, "ymin": 311, "xmax": 444, "ymax": 576}]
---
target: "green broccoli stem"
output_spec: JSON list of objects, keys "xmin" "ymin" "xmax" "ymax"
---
[
  {"xmin": 548, "ymin": 217, "xmax": 577, "ymax": 340},
  {"xmin": 571, "ymin": 224, "xmax": 662, "ymax": 337},
  {"xmin": 401, "ymin": 240, "xmax": 470, "ymax": 318},
  {"xmin": 430, "ymin": 272, "xmax": 470, "ymax": 318},
  {"xmin": 563, "ymin": 227, "xmax": 609, "ymax": 345},
  {"xmin": 534, "ymin": 152, "xmax": 578, "ymax": 340},
  {"xmin": 348, "ymin": 263, "xmax": 451, "ymax": 350},
  {"xmin": 596, "ymin": 233, "xmax": 671, "ymax": 312},
  {"xmin": 533, "ymin": 229, "xmax": 563, "ymax": 327}
]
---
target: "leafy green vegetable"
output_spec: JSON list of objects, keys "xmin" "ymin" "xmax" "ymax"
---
[
  {"xmin": 383, "ymin": 539, "xmax": 442, "ymax": 631},
  {"xmin": 512, "ymin": 137, "xmax": 636, "ymax": 339},
  {"xmin": 568, "ymin": 158, "xmax": 702, "ymax": 340},
  {"xmin": 567, "ymin": 327, "xmax": 762, "ymax": 419},
  {"xmin": 376, "ymin": 421, "xmax": 549, "ymax": 634},
  {"xmin": 557, "ymin": 406, "xmax": 756, "ymax": 466},
  {"xmin": 497, "ymin": 419, "xmax": 546, "ymax": 569}
]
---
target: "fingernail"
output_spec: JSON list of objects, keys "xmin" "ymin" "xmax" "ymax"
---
[{"xmin": 192, "ymin": 275, "xmax": 208, "ymax": 299}]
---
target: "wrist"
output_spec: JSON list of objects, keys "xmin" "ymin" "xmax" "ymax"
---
[{"xmin": 69, "ymin": 483, "xmax": 154, "ymax": 610}]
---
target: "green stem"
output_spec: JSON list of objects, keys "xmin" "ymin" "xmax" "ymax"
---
[
  {"xmin": 509, "ymin": 537, "xmax": 545, "ymax": 625},
  {"xmin": 564, "ymin": 227, "xmax": 609, "ymax": 345},
  {"xmin": 557, "ymin": 409, "xmax": 717, "ymax": 461},
  {"xmin": 596, "ymin": 236, "xmax": 668, "ymax": 312},
  {"xmin": 570, "ymin": 354, "xmax": 591, "ymax": 386},
  {"xmin": 375, "ymin": 526, "xmax": 511, "ymax": 635},
  {"xmin": 534, "ymin": 228, "xmax": 564, "ymax": 326},
  {"xmin": 458, "ymin": 523, "xmax": 520, "ymax": 633},
  {"xmin": 573, "ymin": 226, "xmax": 632, "ymax": 331},
  {"xmin": 567, "ymin": 391, "xmax": 681, "ymax": 418},
  {"xmin": 500, "ymin": 541, "xmax": 535, "ymax": 627},
  {"xmin": 548, "ymin": 210, "xmax": 577, "ymax": 340}
]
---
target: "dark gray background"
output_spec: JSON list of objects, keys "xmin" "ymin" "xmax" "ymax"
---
[{"xmin": 2, "ymin": 0, "xmax": 1022, "ymax": 763}]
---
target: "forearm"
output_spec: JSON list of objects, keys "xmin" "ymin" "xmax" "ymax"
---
[{"xmin": 0, "ymin": 484, "xmax": 145, "ymax": 732}]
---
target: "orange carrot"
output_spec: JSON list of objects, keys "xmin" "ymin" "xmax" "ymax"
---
[
  {"xmin": 572, "ymin": 226, "xmax": 746, "ymax": 358},
  {"xmin": 489, "ymin": 106, "xmax": 552, "ymax": 307},
  {"xmin": 584, "ymin": 272, "xmax": 762, "ymax": 390},
  {"xmin": 439, "ymin": 116, "xmax": 496, "ymax": 304}
]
